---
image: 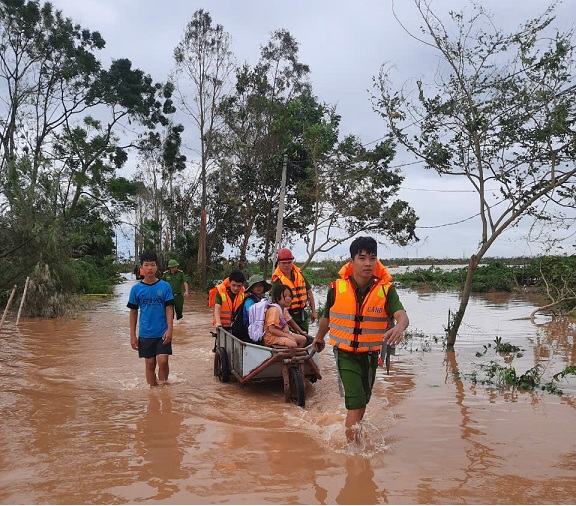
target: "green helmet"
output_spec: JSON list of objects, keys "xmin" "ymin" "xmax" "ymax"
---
[{"xmin": 167, "ymin": 259, "xmax": 179, "ymax": 268}]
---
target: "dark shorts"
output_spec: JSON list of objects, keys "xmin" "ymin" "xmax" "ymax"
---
[
  {"xmin": 335, "ymin": 348, "xmax": 379, "ymax": 410},
  {"xmin": 138, "ymin": 337, "xmax": 172, "ymax": 358}
]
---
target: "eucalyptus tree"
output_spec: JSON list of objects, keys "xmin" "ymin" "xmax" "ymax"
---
[
  {"xmin": 375, "ymin": 1, "xmax": 576, "ymax": 346},
  {"xmin": 173, "ymin": 9, "xmax": 234, "ymax": 287},
  {"xmin": 0, "ymin": 0, "xmax": 170, "ymax": 216},
  {"xmin": 133, "ymin": 120, "xmax": 187, "ymax": 257}
]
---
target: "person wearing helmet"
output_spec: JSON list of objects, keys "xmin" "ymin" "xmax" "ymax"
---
[
  {"xmin": 162, "ymin": 259, "xmax": 189, "ymax": 320},
  {"xmin": 271, "ymin": 248, "xmax": 317, "ymax": 333}
]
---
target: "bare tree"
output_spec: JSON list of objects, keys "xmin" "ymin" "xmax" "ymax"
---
[{"xmin": 375, "ymin": 1, "xmax": 576, "ymax": 346}]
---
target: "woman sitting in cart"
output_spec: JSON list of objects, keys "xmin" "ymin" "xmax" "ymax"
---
[{"xmin": 262, "ymin": 284, "xmax": 308, "ymax": 348}]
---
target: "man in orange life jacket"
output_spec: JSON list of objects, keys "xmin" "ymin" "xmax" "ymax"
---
[
  {"xmin": 213, "ymin": 270, "xmax": 246, "ymax": 331},
  {"xmin": 271, "ymin": 248, "xmax": 317, "ymax": 333},
  {"xmin": 312, "ymin": 236, "xmax": 409, "ymax": 443}
]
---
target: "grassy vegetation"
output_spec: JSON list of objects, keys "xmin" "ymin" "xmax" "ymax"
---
[
  {"xmin": 394, "ymin": 261, "xmax": 527, "ymax": 292},
  {"xmin": 467, "ymin": 338, "xmax": 576, "ymax": 396},
  {"xmin": 394, "ymin": 256, "xmax": 576, "ymax": 298},
  {"xmin": 66, "ymin": 256, "xmax": 122, "ymax": 294}
]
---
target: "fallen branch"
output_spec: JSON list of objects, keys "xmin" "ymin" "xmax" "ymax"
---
[{"xmin": 530, "ymin": 296, "xmax": 576, "ymax": 321}]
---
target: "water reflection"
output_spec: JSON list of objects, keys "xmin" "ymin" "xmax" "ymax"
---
[
  {"xmin": 444, "ymin": 352, "xmax": 502, "ymax": 494},
  {"xmin": 135, "ymin": 388, "xmax": 185, "ymax": 500},
  {"xmin": 335, "ymin": 455, "xmax": 387, "ymax": 504}
]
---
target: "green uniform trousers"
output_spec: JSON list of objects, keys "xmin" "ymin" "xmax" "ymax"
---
[{"xmin": 173, "ymin": 294, "xmax": 184, "ymax": 320}]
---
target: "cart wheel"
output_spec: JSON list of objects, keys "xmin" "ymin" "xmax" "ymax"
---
[
  {"xmin": 289, "ymin": 367, "xmax": 305, "ymax": 407},
  {"xmin": 214, "ymin": 347, "xmax": 230, "ymax": 383}
]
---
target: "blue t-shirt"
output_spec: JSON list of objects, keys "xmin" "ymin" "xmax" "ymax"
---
[{"xmin": 127, "ymin": 279, "xmax": 174, "ymax": 338}]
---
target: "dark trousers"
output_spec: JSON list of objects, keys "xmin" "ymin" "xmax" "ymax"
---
[
  {"xmin": 173, "ymin": 294, "xmax": 184, "ymax": 320},
  {"xmin": 289, "ymin": 308, "xmax": 309, "ymax": 333}
]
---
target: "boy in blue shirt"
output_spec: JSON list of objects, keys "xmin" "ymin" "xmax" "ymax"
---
[{"xmin": 128, "ymin": 251, "xmax": 175, "ymax": 386}]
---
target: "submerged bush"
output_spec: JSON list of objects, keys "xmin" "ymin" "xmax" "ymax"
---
[{"xmin": 25, "ymin": 263, "xmax": 82, "ymax": 318}]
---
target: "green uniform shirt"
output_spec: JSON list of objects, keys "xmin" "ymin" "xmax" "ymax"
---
[
  {"xmin": 162, "ymin": 269, "xmax": 186, "ymax": 295},
  {"xmin": 321, "ymin": 277, "xmax": 404, "ymax": 318},
  {"xmin": 215, "ymin": 290, "xmax": 238, "ymax": 305}
]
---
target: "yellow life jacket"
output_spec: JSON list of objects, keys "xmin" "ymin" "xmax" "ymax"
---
[
  {"xmin": 271, "ymin": 264, "xmax": 307, "ymax": 311},
  {"xmin": 328, "ymin": 260, "xmax": 393, "ymax": 353}
]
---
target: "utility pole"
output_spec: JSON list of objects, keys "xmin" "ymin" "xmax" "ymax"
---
[{"xmin": 274, "ymin": 154, "xmax": 288, "ymax": 262}]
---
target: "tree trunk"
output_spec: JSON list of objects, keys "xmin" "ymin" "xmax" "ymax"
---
[
  {"xmin": 196, "ymin": 123, "xmax": 207, "ymax": 289},
  {"xmin": 238, "ymin": 229, "xmax": 251, "ymax": 271},
  {"xmin": 197, "ymin": 207, "xmax": 207, "ymax": 288},
  {"xmin": 447, "ymin": 254, "xmax": 480, "ymax": 348}
]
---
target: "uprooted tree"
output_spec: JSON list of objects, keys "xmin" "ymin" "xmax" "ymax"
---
[
  {"xmin": 529, "ymin": 256, "xmax": 576, "ymax": 321},
  {"xmin": 374, "ymin": 1, "xmax": 576, "ymax": 346}
]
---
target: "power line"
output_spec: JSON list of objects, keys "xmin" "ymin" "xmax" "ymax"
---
[
  {"xmin": 416, "ymin": 213, "xmax": 479, "ymax": 229},
  {"xmin": 387, "ymin": 160, "xmax": 424, "ymax": 169},
  {"xmin": 402, "ymin": 186, "xmax": 500, "ymax": 193},
  {"xmin": 416, "ymin": 197, "xmax": 507, "ymax": 229}
]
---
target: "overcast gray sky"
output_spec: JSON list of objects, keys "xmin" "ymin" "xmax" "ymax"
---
[{"xmin": 51, "ymin": 0, "xmax": 576, "ymax": 260}]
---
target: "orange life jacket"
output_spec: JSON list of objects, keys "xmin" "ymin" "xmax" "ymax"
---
[
  {"xmin": 271, "ymin": 264, "xmax": 308, "ymax": 311},
  {"xmin": 328, "ymin": 260, "xmax": 393, "ymax": 353},
  {"xmin": 208, "ymin": 278, "xmax": 231, "ymax": 308},
  {"xmin": 213, "ymin": 281, "xmax": 245, "ymax": 327}
]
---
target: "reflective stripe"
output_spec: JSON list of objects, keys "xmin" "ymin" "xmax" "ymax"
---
[
  {"xmin": 329, "ymin": 334, "xmax": 382, "ymax": 350},
  {"xmin": 329, "ymin": 311, "xmax": 388, "ymax": 323},
  {"xmin": 214, "ymin": 284, "xmax": 245, "ymax": 326},
  {"xmin": 329, "ymin": 322, "xmax": 389, "ymax": 334},
  {"xmin": 272, "ymin": 265, "xmax": 308, "ymax": 310},
  {"xmin": 328, "ymin": 273, "xmax": 393, "ymax": 353}
]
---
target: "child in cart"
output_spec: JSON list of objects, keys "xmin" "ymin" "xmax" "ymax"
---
[{"xmin": 262, "ymin": 284, "xmax": 308, "ymax": 348}]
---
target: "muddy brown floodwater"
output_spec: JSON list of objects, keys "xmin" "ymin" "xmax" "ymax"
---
[{"xmin": 0, "ymin": 279, "xmax": 575, "ymax": 504}]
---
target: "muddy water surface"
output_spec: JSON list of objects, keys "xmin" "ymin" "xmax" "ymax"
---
[{"xmin": 0, "ymin": 280, "xmax": 574, "ymax": 504}]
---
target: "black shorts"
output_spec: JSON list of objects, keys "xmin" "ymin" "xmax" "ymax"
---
[{"xmin": 138, "ymin": 337, "xmax": 172, "ymax": 358}]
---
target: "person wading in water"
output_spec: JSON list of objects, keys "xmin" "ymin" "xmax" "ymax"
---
[
  {"xmin": 162, "ymin": 259, "xmax": 189, "ymax": 321},
  {"xmin": 312, "ymin": 236, "xmax": 408, "ymax": 443},
  {"xmin": 128, "ymin": 251, "xmax": 175, "ymax": 387}
]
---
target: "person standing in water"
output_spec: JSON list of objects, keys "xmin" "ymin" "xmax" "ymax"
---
[
  {"xmin": 312, "ymin": 236, "xmax": 408, "ymax": 443},
  {"xmin": 128, "ymin": 251, "xmax": 175, "ymax": 387},
  {"xmin": 162, "ymin": 259, "xmax": 189, "ymax": 321}
]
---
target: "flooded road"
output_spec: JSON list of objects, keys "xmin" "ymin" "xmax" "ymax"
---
[{"xmin": 0, "ymin": 279, "xmax": 575, "ymax": 504}]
